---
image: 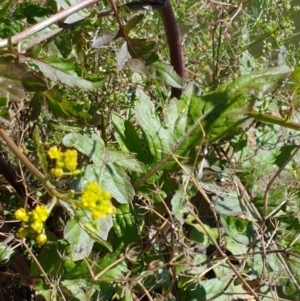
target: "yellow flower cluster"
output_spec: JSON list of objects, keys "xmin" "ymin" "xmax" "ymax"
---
[
  {"xmin": 77, "ymin": 182, "xmax": 116, "ymax": 220},
  {"xmin": 14, "ymin": 205, "xmax": 49, "ymax": 246},
  {"xmin": 48, "ymin": 146, "xmax": 81, "ymax": 177}
]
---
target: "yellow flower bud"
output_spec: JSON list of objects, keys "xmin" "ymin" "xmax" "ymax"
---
[
  {"xmin": 17, "ymin": 227, "xmax": 29, "ymax": 239},
  {"xmin": 51, "ymin": 168, "xmax": 64, "ymax": 178},
  {"xmin": 14, "ymin": 208, "xmax": 29, "ymax": 222},
  {"xmin": 72, "ymin": 169, "xmax": 82, "ymax": 176},
  {"xmin": 64, "ymin": 149, "xmax": 78, "ymax": 171},
  {"xmin": 36, "ymin": 233, "xmax": 47, "ymax": 246},
  {"xmin": 30, "ymin": 220, "xmax": 43, "ymax": 233},
  {"xmin": 32, "ymin": 205, "xmax": 49, "ymax": 222},
  {"xmin": 48, "ymin": 146, "xmax": 62, "ymax": 159}
]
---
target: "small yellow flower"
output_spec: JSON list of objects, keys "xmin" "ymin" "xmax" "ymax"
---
[
  {"xmin": 17, "ymin": 227, "xmax": 29, "ymax": 239},
  {"xmin": 48, "ymin": 147, "xmax": 78, "ymax": 177},
  {"xmin": 30, "ymin": 220, "xmax": 43, "ymax": 233},
  {"xmin": 64, "ymin": 149, "xmax": 78, "ymax": 171},
  {"xmin": 55, "ymin": 158, "xmax": 65, "ymax": 169},
  {"xmin": 36, "ymin": 233, "xmax": 47, "ymax": 246},
  {"xmin": 32, "ymin": 205, "xmax": 49, "ymax": 222},
  {"xmin": 78, "ymin": 182, "xmax": 115, "ymax": 220},
  {"xmin": 48, "ymin": 146, "xmax": 63, "ymax": 159},
  {"xmin": 14, "ymin": 208, "xmax": 29, "ymax": 222}
]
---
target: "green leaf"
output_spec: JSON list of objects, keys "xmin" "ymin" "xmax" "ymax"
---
[
  {"xmin": 63, "ymin": 132, "xmax": 135, "ymax": 204},
  {"xmin": 112, "ymin": 113, "xmax": 153, "ymax": 164},
  {"xmin": 77, "ymin": 163, "xmax": 134, "ymax": 204},
  {"xmin": 122, "ymin": 14, "xmax": 144, "ymax": 35},
  {"xmin": 171, "ymin": 189, "xmax": 189, "ymax": 225},
  {"xmin": 185, "ymin": 214, "xmax": 219, "ymax": 244},
  {"xmin": 41, "ymin": 57, "xmax": 81, "ymax": 76},
  {"xmin": 56, "ymin": 0, "xmax": 89, "ymax": 24},
  {"xmin": 60, "ymin": 278, "xmax": 96, "ymax": 301},
  {"xmin": 64, "ymin": 218, "xmax": 94, "ymax": 261},
  {"xmin": 181, "ymin": 278, "xmax": 231, "ymax": 301},
  {"xmin": 12, "ymin": 3, "xmax": 54, "ymax": 23},
  {"xmin": 0, "ymin": 55, "xmax": 47, "ymax": 102},
  {"xmin": 107, "ymin": 150, "xmax": 145, "ymax": 172},
  {"xmin": 226, "ymin": 237, "xmax": 247, "ymax": 255},
  {"xmin": 146, "ymin": 61, "xmax": 183, "ymax": 88},
  {"xmin": 30, "ymin": 57, "xmax": 102, "ymax": 90},
  {"xmin": 30, "ymin": 239, "xmax": 75, "ymax": 276},
  {"xmin": 0, "ymin": 243, "xmax": 14, "ymax": 262},
  {"xmin": 29, "ymin": 92, "xmax": 43, "ymax": 121},
  {"xmin": 0, "ymin": 0, "xmax": 10, "ymax": 18},
  {"xmin": 63, "ymin": 132, "xmax": 105, "ymax": 161},
  {"xmin": 128, "ymin": 38, "xmax": 159, "ymax": 64},
  {"xmin": 210, "ymin": 186, "xmax": 254, "ymax": 217},
  {"xmin": 82, "ymin": 219, "xmax": 113, "ymax": 252},
  {"xmin": 150, "ymin": 66, "xmax": 290, "ymax": 169},
  {"xmin": 113, "ymin": 204, "xmax": 139, "ymax": 243},
  {"xmin": 135, "ymin": 90, "xmax": 171, "ymax": 164},
  {"xmin": 221, "ymin": 215, "xmax": 254, "ymax": 245},
  {"xmin": 44, "ymin": 86, "xmax": 91, "ymax": 121}
]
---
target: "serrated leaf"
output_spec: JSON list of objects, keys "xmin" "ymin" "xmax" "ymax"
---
[
  {"xmin": 112, "ymin": 113, "xmax": 153, "ymax": 164},
  {"xmin": 30, "ymin": 58, "xmax": 102, "ymax": 90},
  {"xmin": 63, "ymin": 132, "xmax": 105, "ymax": 159},
  {"xmin": 77, "ymin": 163, "xmax": 134, "ymax": 204},
  {"xmin": 60, "ymin": 278, "xmax": 94, "ymax": 301},
  {"xmin": 63, "ymin": 132, "xmax": 143, "ymax": 171},
  {"xmin": 108, "ymin": 150, "xmax": 145, "ymax": 172},
  {"xmin": 210, "ymin": 187, "xmax": 254, "ymax": 217},
  {"xmin": 64, "ymin": 215, "xmax": 112, "ymax": 261},
  {"xmin": 130, "ymin": 68, "xmax": 291, "ymax": 175},
  {"xmin": 135, "ymin": 90, "xmax": 171, "ymax": 163},
  {"xmin": 82, "ymin": 217, "xmax": 113, "ymax": 251}
]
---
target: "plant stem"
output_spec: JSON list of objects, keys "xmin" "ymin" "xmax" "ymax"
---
[
  {"xmin": 0, "ymin": 129, "xmax": 68, "ymax": 200},
  {"xmin": 248, "ymin": 111, "xmax": 300, "ymax": 131},
  {"xmin": 0, "ymin": 0, "xmax": 101, "ymax": 48},
  {"xmin": 159, "ymin": 0, "xmax": 185, "ymax": 98}
]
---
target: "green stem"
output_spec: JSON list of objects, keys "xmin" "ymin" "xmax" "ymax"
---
[{"xmin": 248, "ymin": 111, "xmax": 300, "ymax": 131}]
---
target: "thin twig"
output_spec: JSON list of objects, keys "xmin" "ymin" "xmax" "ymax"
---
[{"xmin": 0, "ymin": 0, "xmax": 101, "ymax": 48}]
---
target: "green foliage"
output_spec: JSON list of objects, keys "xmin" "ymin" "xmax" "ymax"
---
[{"xmin": 0, "ymin": 0, "xmax": 299, "ymax": 300}]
